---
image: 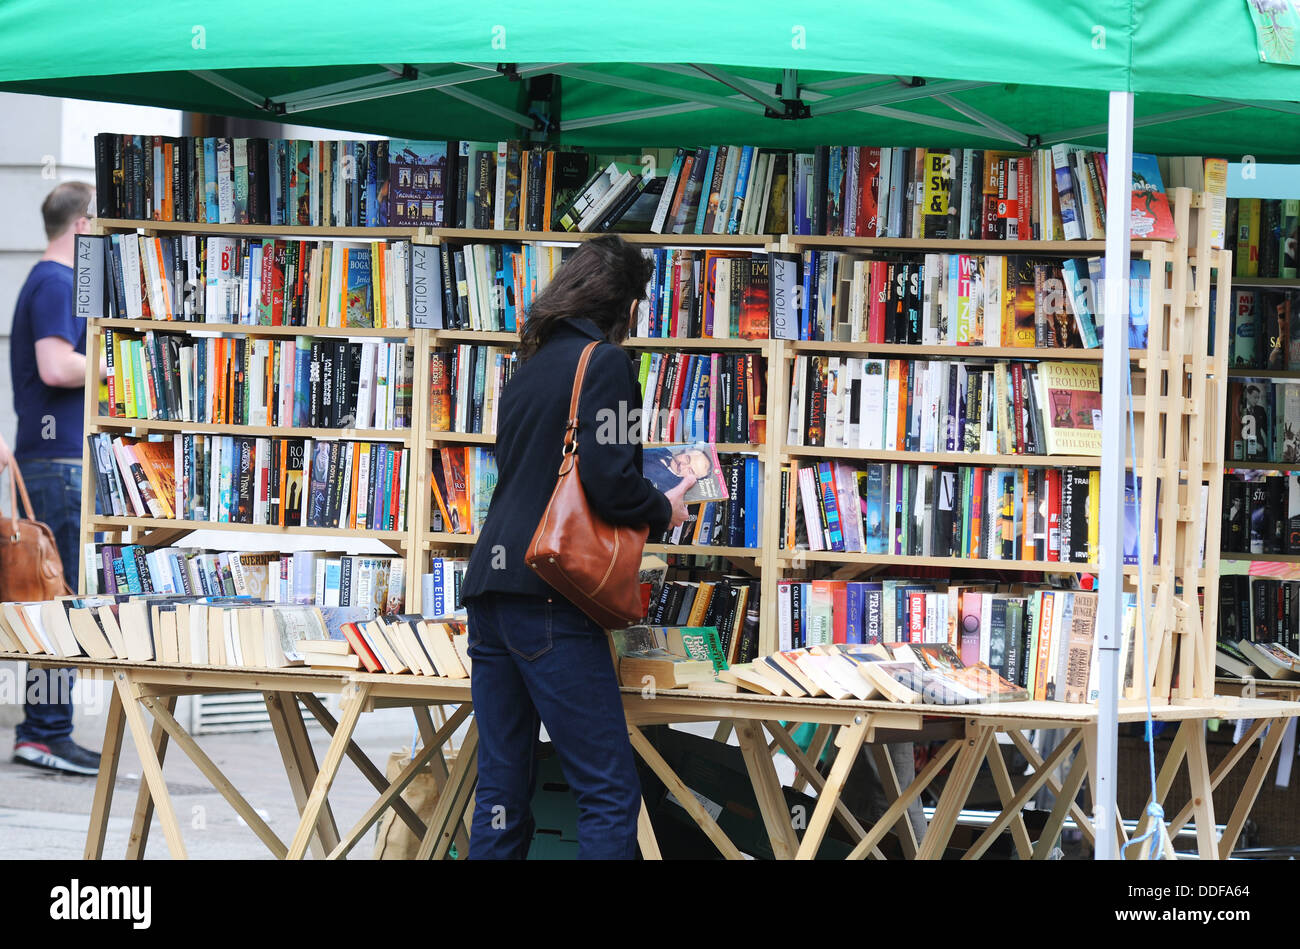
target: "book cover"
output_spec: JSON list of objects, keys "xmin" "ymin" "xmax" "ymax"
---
[
  {"xmin": 643, "ymin": 443, "xmax": 729, "ymax": 503},
  {"xmin": 387, "ymin": 140, "xmax": 448, "ymax": 226},
  {"xmin": 1129, "ymin": 153, "xmax": 1176, "ymax": 241},
  {"xmin": 1038, "ymin": 361, "xmax": 1102, "ymax": 456}
]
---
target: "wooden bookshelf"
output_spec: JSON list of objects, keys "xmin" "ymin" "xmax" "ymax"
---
[
  {"xmin": 96, "ymin": 217, "xmax": 425, "ymax": 240},
  {"xmin": 94, "ymin": 416, "xmax": 413, "ymax": 444},
  {"xmin": 1227, "ymin": 367, "xmax": 1300, "ymax": 380},
  {"xmin": 90, "ymin": 515, "xmax": 408, "ymax": 541},
  {"xmin": 1230, "ymin": 277, "xmax": 1300, "ymax": 288},
  {"xmin": 80, "ymin": 191, "xmax": 1227, "ymax": 687},
  {"xmin": 781, "ymin": 446, "xmax": 1102, "ymax": 468},
  {"xmin": 1220, "ymin": 552, "xmax": 1300, "ymax": 563},
  {"xmin": 97, "ymin": 317, "xmax": 412, "ymax": 339}
]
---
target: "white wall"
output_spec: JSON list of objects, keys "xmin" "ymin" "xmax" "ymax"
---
[{"xmin": 0, "ymin": 94, "xmax": 182, "ymax": 729}]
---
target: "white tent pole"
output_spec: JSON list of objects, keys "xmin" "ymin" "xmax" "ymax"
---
[{"xmin": 1095, "ymin": 88, "xmax": 1134, "ymax": 862}]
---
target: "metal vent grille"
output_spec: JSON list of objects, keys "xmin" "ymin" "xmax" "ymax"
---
[{"xmin": 188, "ymin": 692, "xmax": 328, "ymax": 735}]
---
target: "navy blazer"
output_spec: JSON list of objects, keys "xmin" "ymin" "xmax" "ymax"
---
[{"xmin": 460, "ymin": 317, "xmax": 673, "ymax": 602}]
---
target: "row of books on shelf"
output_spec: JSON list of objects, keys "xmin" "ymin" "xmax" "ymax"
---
[
  {"xmin": 1228, "ymin": 289, "xmax": 1299, "ymax": 372},
  {"xmin": 1228, "ymin": 198, "xmax": 1300, "ymax": 279},
  {"xmin": 760, "ymin": 584, "xmax": 1130, "ymax": 703},
  {"xmin": 1221, "ymin": 473, "xmax": 1300, "ymax": 555},
  {"xmin": 1218, "ymin": 574, "xmax": 1300, "ymax": 654},
  {"xmin": 428, "ymin": 345, "xmax": 517, "ymax": 436},
  {"xmin": 320, "ymin": 614, "xmax": 471, "ymax": 677},
  {"xmin": 653, "ymin": 453, "xmax": 762, "ymax": 549},
  {"xmin": 82, "ymin": 544, "xmax": 405, "ymax": 613},
  {"xmin": 76, "ymin": 232, "xmax": 422, "ymax": 328},
  {"xmin": 789, "ymin": 356, "xmax": 1100, "ymax": 457},
  {"xmin": 780, "ymin": 459, "xmax": 1131, "ymax": 564},
  {"xmin": 639, "ymin": 352, "xmax": 766, "ymax": 445},
  {"xmin": 102, "ymin": 329, "xmax": 414, "ymax": 430},
  {"xmin": 1226, "ymin": 378, "xmax": 1300, "ymax": 464},
  {"xmin": 89, "ymin": 433, "xmax": 411, "ymax": 531},
  {"xmin": 1216, "ymin": 638, "xmax": 1300, "ymax": 683},
  {"xmin": 643, "ymin": 574, "xmax": 760, "ymax": 668},
  {"xmin": 429, "ymin": 446, "xmax": 497, "ymax": 535},
  {"xmin": 92, "ymin": 132, "xmax": 1200, "ymax": 242},
  {"xmin": 93, "ymin": 135, "xmax": 460, "ymax": 229}
]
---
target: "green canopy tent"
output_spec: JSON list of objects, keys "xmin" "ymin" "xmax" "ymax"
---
[
  {"xmin": 0, "ymin": 0, "xmax": 1298, "ymax": 155},
  {"xmin": 3, "ymin": 0, "xmax": 1298, "ymax": 860}
]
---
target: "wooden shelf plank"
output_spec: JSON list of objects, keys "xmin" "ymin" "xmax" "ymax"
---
[
  {"xmin": 93, "ymin": 417, "xmax": 411, "ymax": 443},
  {"xmin": 425, "ymin": 430, "xmax": 761, "ymax": 452},
  {"xmin": 430, "ymin": 329, "xmax": 767, "ymax": 350},
  {"xmin": 1223, "ymin": 460, "xmax": 1300, "ymax": 472},
  {"xmin": 1227, "ymin": 368, "xmax": 1300, "ymax": 380},
  {"xmin": 776, "ymin": 550, "xmax": 1089, "ymax": 572},
  {"xmin": 91, "ymin": 516, "xmax": 406, "ymax": 540},
  {"xmin": 1219, "ymin": 552, "xmax": 1300, "ymax": 563},
  {"xmin": 435, "ymin": 227, "xmax": 775, "ymax": 246},
  {"xmin": 645, "ymin": 544, "xmax": 759, "ymax": 558},
  {"xmin": 784, "ymin": 341, "xmax": 1127, "ymax": 360},
  {"xmin": 94, "ymin": 317, "xmax": 410, "ymax": 339},
  {"xmin": 782, "ymin": 446, "xmax": 1101, "ymax": 467},
  {"xmin": 97, "ymin": 218, "xmax": 421, "ymax": 239},
  {"xmin": 782, "ymin": 235, "xmax": 1159, "ymax": 254},
  {"xmin": 1228, "ymin": 277, "xmax": 1300, "ymax": 288}
]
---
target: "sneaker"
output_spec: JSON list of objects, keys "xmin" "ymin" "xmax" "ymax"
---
[{"xmin": 13, "ymin": 739, "xmax": 100, "ymax": 776}]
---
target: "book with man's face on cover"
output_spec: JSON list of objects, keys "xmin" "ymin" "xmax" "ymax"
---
[{"xmin": 642, "ymin": 442, "xmax": 728, "ymax": 502}]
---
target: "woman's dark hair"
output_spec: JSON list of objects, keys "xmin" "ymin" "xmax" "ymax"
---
[{"xmin": 517, "ymin": 234, "xmax": 654, "ymax": 360}]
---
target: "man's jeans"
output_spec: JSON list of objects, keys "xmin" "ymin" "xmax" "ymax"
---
[
  {"xmin": 465, "ymin": 593, "xmax": 642, "ymax": 859},
  {"xmin": 14, "ymin": 459, "xmax": 80, "ymax": 745}
]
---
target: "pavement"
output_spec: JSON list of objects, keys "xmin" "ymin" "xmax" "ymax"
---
[{"xmin": 0, "ymin": 702, "xmax": 438, "ymax": 860}]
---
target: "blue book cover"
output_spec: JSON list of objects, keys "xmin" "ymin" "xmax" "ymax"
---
[
  {"xmin": 800, "ymin": 250, "xmax": 816, "ymax": 340},
  {"xmin": 306, "ymin": 440, "xmax": 331, "ymax": 528},
  {"xmin": 203, "ymin": 138, "xmax": 219, "ymax": 223},
  {"xmin": 293, "ymin": 339, "xmax": 312, "ymax": 428},
  {"xmin": 323, "ymin": 559, "xmax": 342, "ymax": 604},
  {"xmin": 845, "ymin": 582, "xmax": 865, "ymax": 645},
  {"xmin": 865, "ymin": 466, "xmax": 886, "ymax": 554},
  {"xmin": 500, "ymin": 249, "xmax": 517, "ymax": 331},
  {"xmin": 726, "ymin": 145, "xmax": 754, "ymax": 235},
  {"xmin": 817, "ymin": 462, "xmax": 845, "ymax": 552},
  {"xmin": 387, "ymin": 140, "xmax": 449, "ymax": 227},
  {"xmin": 694, "ymin": 146, "xmax": 719, "ymax": 234},
  {"xmin": 1129, "ymin": 258, "xmax": 1151, "ymax": 349},
  {"xmin": 693, "ymin": 356, "xmax": 711, "ymax": 442},
  {"xmin": 1061, "ymin": 258, "xmax": 1100, "ymax": 348},
  {"xmin": 373, "ymin": 443, "xmax": 389, "ymax": 531},
  {"xmin": 121, "ymin": 545, "xmax": 143, "ymax": 594},
  {"xmin": 267, "ymin": 139, "xmax": 282, "ymax": 226},
  {"xmin": 684, "ymin": 356, "xmax": 703, "ymax": 442},
  {"xmin": 744, "ymin": 456, "xmax": 760, "ymax": 548}
]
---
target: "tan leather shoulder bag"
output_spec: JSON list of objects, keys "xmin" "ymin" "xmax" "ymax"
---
[
  {"xmin": 526, "ymin": 341, "xmax": 649, "ymax": 629},
  {"xmin": 0, "ymin": 461, "xmax": 73, "ymax": 602}
]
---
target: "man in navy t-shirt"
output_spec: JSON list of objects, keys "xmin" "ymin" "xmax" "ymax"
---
[{"xmin": 8, "ymin": 181, "xmax": 103, "ymax": 775}]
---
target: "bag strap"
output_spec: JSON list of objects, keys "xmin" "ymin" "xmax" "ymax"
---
[
  {"xmin": 560, "ymin": 341, "xmax": 601, "ymax": 465},
  {"xmin": 5, "ymin": 460, "xmax": 37, "ymax": 540}
]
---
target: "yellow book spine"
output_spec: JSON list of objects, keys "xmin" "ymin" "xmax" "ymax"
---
[{"xmin": 1087, "ymin": 469, "xmax": 1101, "ymax": 564}]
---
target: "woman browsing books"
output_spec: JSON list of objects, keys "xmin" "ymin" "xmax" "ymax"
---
[{"xmin": 459, "ymin": 235, "xmax": 695, "ymax": 860}]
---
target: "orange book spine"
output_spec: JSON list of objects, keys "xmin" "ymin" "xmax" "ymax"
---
[{"xmin": 543, "ymin": 151, "xmax": 555, "ymax": 231}]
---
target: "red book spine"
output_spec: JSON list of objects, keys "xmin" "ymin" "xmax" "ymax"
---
[
  {"xmin": 868, "ymin": 260, "xmax": 888, "ymax": 343},
  {"xmin": 1046, "ymin": 468, "xmax": 1062, "ymax": 562},
  {"xmin": 908, "ymin": 591, "xmax": 925, "ymax": 644},
  {"xmin": 668, "ymin": 354, "xmax": 691, "ymax": 442},
  {"xmin": 970, "ymin": 467, "xmax": 986, "ymax": 559},
  {"xmin": 858, "ymin": 147, "xmax": 880, "ymax": 238}
]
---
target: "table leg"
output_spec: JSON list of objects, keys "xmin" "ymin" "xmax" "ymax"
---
[
  {"xmin": 846, "ymin": 738, "xmax": 962, "ymax": 861},
  {"xmin": 628, "ymin": 725, "xmax": 743, "ymax": 859},
  {"xmin": 982, "ymin": 737, "xmax": 1033, "ymax": 859},
  {"xmin": 329, "ymin": 704, "xmax": 473, "ymax": 860},
  {"xmin": 1217, "ymin": 718, "xmax": 1289, "ymax": 858},
  {"xmin": 285, "ymin": 682, "xmax": 371, "ymax": 860},
  {"xmin": 793, "ymin": 719, "xmax": 872, "ymax": 860},
  {"xmin": 736, "ymin": 720, "xmax": 799, "ymax": 860},
  {"xmin": 637, "ymin": 797, "xmax": 662, "ymax": 860},
  {"xmin": 138, "ymin": 694, "xmax": 286, "ymax": 858},
  {"xmin": 1007, "ymin": 729, "xmax": 1100, "ymax": 852},
  {"xmin": 264, "ymin": 692, "xmax": 332, "ymax": 859},
  {"xmin": 918, "ymin": 725, "xmax": 994, "ymax": 860},
  {"xmin": 764, "ymin": 720, "xmax": 873, "ymax": 852},
  {"xmin": 867, "ymin": 743, "xmax": 920, "ymax": 859},
  {"xmin": 84, "ymin": 681, "xmax": 125, "ymax": 859},
  {"xmin": 417, "ymin": 720, "xmax": 479, "ymax": 860},
  {"xmin": 963, "ymin": 729, "xmax": 1083, "ymax": 861},
  {"xmin": 113, "ymin": 675, "xmax": 186, "ymax": 859},
  {"xmin": 1183, "ymin": 719, "xmax": 1219, "ymax": 861},
  {"xmin": 1168, "ymin": 717, "xmax": 1269, "ymax": 837},
  {"xmin": 1031, "ymin": 745, "xmax": 1090, "ymax": 859},
  {"xmin": 414, "ymin": 703, "xmax": 470, "ymax": 856}
]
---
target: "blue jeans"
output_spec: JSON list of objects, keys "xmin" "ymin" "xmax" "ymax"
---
[
  {"xmin": 14, "ymin": 459, "xmax": 80, "ymax": 745},
  {"xmin": 465, "ymin": 593, "xmax": 641, "ymax": 859}
]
